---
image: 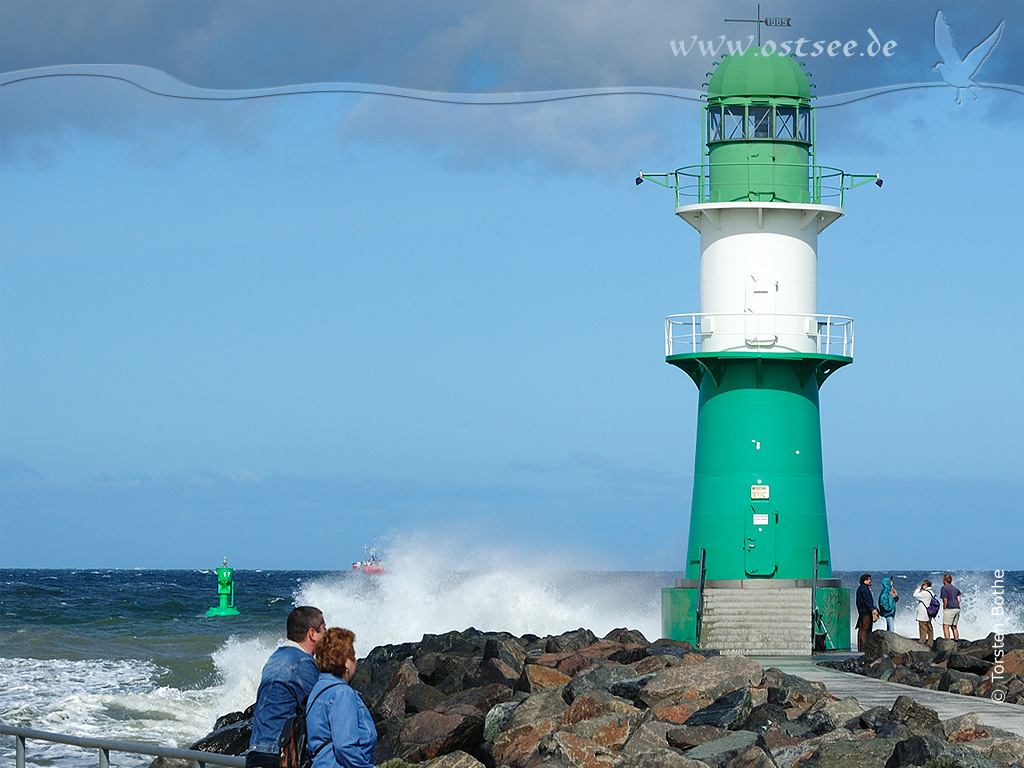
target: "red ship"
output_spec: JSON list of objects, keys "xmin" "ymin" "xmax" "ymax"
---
[{"xmin": 352, "ymin": 540, "xmax": 386, "ymax": 575}]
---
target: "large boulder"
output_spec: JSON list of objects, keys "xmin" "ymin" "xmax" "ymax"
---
[
  {"xmin": 681, "ymin": 731, "xmax": 759, "ymax": 768},
  {"xmin": 683, "ymin": 688, "xmax": 752, "ymax": 731},
  {"xmin": 883, "ymin": 734, "xmax": 1002, "ymax": 768},
  {"xmin": 637, "ymin": 657, "xmax": 764, "ymax": 711},
  {"xmin": 863, "ymin": 631, "xmax": 933, "ymax": 659}
]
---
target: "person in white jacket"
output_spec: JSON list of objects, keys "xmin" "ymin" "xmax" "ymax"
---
[{"xmin": 913, "ymin": 579, "xmax": 937, "ymax": 645}]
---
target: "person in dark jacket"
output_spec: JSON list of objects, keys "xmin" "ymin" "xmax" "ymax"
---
[{"xmin": 856, "ymin": 573, "xmax": 878, "ymax": 652}]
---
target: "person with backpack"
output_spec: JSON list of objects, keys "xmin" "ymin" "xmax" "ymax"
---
[
  {"xmin": 247, "ymin": 606, "xmax": 325, "ymax": 768},
  {"xmin": 306, "ymin": 627, "xmax": 376, "ymax": 768},
  {"xmin": 913, "ymin": 579, "xmax": 939, "ymax": 646},
  {"xmin": 878, "ymin": 575, "xmax": 899, "ymax": 632}
]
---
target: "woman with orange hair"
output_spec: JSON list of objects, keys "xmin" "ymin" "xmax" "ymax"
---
[{"xmin": 305, "ymin": 628, "xmax": 376, "ymax": 768}]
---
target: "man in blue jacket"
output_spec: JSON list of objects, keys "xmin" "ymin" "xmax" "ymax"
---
[
  {"xmin": 246, "ymin": 606, "xmax": 325, "ymax": 768},
  {"xmin": 855, "ymin": 574, "xmax": 878, "ymax": 652}
]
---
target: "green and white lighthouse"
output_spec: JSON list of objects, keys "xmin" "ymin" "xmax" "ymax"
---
[{"xmin": 642, "ymin": 48, "xmax": 879, "ymax": 654}]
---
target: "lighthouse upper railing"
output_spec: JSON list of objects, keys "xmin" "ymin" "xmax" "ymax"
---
[
  {"xmin": 638, "ymin": 164, "xmax": 879, "ymax": 209},
  {"xmin": 666, "ymin": 313, "xmax": 854, "ymax": 358}
]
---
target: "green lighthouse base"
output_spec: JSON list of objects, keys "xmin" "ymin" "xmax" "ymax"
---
[{"xmin": 662, "ymin": 583, "xmax": 850, "ymax": 654}]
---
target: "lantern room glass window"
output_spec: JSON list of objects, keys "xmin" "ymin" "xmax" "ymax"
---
[
  {"xmin": 706, "ymin": 105, "xmax": 811, "ymax": 142},
  {"xmin": 724, "ymin": 107, "xmax": 745, "ymax": 139},
  {"xmin": 776, "ymin": 107, "xmax": 797, "ymax": 139},
  {"xmin": 748, "ymin": 106, "xmax": 771, "ymax": 139}
]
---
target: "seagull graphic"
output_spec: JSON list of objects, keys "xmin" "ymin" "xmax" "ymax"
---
[{"xmin": 933, "ymin": 10, "xmax": 1005, "ymax": 104}]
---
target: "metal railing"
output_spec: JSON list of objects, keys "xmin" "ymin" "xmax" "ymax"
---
[
  {"xmin": 665, "ymin": 313, "xmax": 854, "ymax": 358},
  {"xmin": 0, "ymin": 723, "xmax": 245, "ymax": 768},
  {"xmin": 638, "ymin": 163, "xmax": 879, "ymax": 209},
  {"xmin": 695, "ymin": 548, "xmax": 707, "ymax": 649}
]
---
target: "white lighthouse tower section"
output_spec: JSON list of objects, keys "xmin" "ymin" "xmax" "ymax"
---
[{"xmin": 676, "ymin": 201, "xmax": 844, "ymax": 355}]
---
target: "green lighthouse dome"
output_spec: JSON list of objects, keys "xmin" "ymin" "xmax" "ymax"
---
[{"xmin": 707, "ymin": 47, "xmax": 811, "ymax": 101}]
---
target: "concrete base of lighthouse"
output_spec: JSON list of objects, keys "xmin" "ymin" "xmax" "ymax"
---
[{"xmin": 662, "ymin": 582, "xmax": 850, "ymax": 655}]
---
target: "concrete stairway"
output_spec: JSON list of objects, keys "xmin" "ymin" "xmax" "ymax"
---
[{"xmin": 701, "ymin": 587, "xmax": 813, "ymax": 656}]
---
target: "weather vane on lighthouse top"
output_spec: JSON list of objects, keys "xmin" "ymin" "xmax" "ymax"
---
[{"xmin": 724, "ymin": 4, "xmax": 793, "ymax": 46}]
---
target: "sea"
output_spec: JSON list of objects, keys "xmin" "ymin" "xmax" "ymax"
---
[{"xmin": 2, "ymin": 558, "xmax": 1021, "ymax": 767}]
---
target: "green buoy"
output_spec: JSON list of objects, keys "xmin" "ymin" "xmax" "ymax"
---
[{"xmin": 206, "ymin": 557, "xmax": 240, "ymax": 617}]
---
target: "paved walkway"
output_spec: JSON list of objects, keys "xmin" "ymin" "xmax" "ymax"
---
[{"xmin": 748, "ymin": 654, "xmax": 1024, "ymax": 738}]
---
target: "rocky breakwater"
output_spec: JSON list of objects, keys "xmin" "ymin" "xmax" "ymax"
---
[
  {"xmin": 178, "ymin": 627, "xmax": 1024, "ymax": 768},
  {"xmin": 822, "ymin": 630, "xmax": 1024, "ymax": 706}
]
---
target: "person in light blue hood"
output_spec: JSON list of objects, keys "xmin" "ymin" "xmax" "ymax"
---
[{"xmin": 877, "ymin": 575, "xmax": 899, "ymax": 632}]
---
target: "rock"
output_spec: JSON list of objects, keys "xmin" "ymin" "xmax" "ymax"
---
[
  {"xmin": 793, "ymin": 707, "xmax": 836, "ymax": 737},
  {"xmin": 816, "ymin": 697, "xmax": 864, "ymax": 729},
  {"xmin": 504, "ymin": 686, "xmax": 568, "ymax": 732},
  {"xmin": 546, "ymin": 628, "xmax": 600, "ymax": 654},
  {"xmin": 482, "ymin": 637, "xmax": 527, "ymax": 675},
  {"xmin": 566, "ymin": 712, "xmax": 642, "ymax": 751},
  {"xmin": 189, "ymin": 719, "xmax": 251, "ymax": 756},
  {"xmin": 604, "ymin": 628, "xmax": 651, "ymax": 646},
  {"xmin": 483, "ymin": 700, "xmax": 520, "ymax": 742},
  {"xmin": 491, "ymin": 718, "xmax": 558, "ymax": 768},
  {"xmin": 405, "ymin": 682, "xmax": 448, "ymax": 714},
  {"xmin": 638, "ymin": 657, "xmax": 764, "ymax": 710},
  {"xmin": 995, "ymin": 649, "xmax": 1024, "ymax": 677},
  {"xmin": 798, "ymin": 737, "xmax": 898, "ymax": 767},
  {"xmin": 888, "ymin": 695, "xmax": 941, "ymax": 736},
  {"xmin": 682, "ymin": 731, "xmax": 759, "ymax": 768},
  {"xmin": 539, "ymin": 731, "xmax": 617, "ymax": 768},
  {"xmin": 883, "ymin": 734, "xmax": 1002, "ymax": 768},
  {"xmin": 613, "ymin": 749, "xmax": 711, "ymax": 768},
  {"xmin": 863, "ymin": 631, "xmax": 932, "ymax": 659},
  {"xmin": 517, "ymin": 663, "xmax": 572, "ymax": 693},
  {"xmin": 859, "ymin": 706, "xmax": 893, "ymax": 730},
  {"xmin": 422, "ymin": 750, "xmax": 487, "ymax": 768},
  {"xmin": 938, "ymin": 668, "xmax": 981, "ymax": 696},
  {"xmin": 949, "ymin": 654, "xmax": 994, "ymax": 676},
  {"xmin": 561, "ymin": 690, "xmax": 641, "ymax": 727},
  {"xmin": 722, "ymin": 746, "xmax": 775, "ymax": 768},
  {"xmin": 472, "ymin": 656, "xmax": 520, "ymax": 688},
  {"xmin": 961, "ymin": 733, "xmax": 1024, "ymax": 766},
  {"xmin": 684, "ymin": 688, "xmax": 752, "ymax": 731},
  {"xmin": 666, "ymin": 725, "xmax": 730, "ymax": 750},
  {"xmin": 212, "ymin": 710, "xmax": 247, "ymax": 730},
  {"xmin": 567, "ymin": 665, "xmax": 640, "ymax": 702},
  {"xmin": 770, "ymin": 729, "xmax": 856, "ymax": 768},
  {"xmin": 397, "ymin": 709, "xmax": 485, "ymax": 763},
  {"xmin": 148, "ymin": 759, "xmax": 194, "ymax": 768},
  {"xmin": 738, "ymin": 702, "xmax": 789, "ymax": 733},
  {"xmin": 437, "ymin": 684, "xmax": 513, "ymax": 719},
  {"xmin": 949, "ymin": 727, "xmax": 992, "ymax": 743},
  {"xmin": 609, "ymin": 672, "xmax": 656, "ymax": 702},
  {"xmin": 766, "ymin": 672, "xmax": 829, "ymax": 710},
  {"xmin": 374, "ymin": 658, "xmax": 422, "ymax": 720},
  {"xmin": 619, "ymin": 720, "xmax": 677, "ymax": 759},
  {"xmin": 940, "ymin": 713, "xmax": 984, "ymax": 739}
]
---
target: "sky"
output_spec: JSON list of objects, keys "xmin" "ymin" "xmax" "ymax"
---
[{"xmin": 1, "ymin": 0, "xmax": 1022, "ymax": 570}]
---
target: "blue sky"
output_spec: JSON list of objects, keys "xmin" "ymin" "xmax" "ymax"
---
[{"xmin": 1, "ymin": 1, "xmax": 1022, "ymax": 570}]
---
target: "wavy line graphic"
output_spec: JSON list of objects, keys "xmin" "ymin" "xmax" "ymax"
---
[{"xmin": 1, "ymin": 65, "xmax": 1021, "ymax": 108}]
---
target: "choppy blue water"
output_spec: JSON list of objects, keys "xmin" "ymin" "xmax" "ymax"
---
[{"xmin": 2, "ymin": 563, "xmax": 1021, "ymax": 767}]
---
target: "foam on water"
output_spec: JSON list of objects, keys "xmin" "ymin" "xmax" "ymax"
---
[
  {"xmin": 294, "ymin": 533, "xmax": 664, "ymax": 652},
  {"xmin": 0, "ymin": 657, "xmax": 213, "ymax": 767}
]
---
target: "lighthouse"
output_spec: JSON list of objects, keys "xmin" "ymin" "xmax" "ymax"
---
[{"xmin": 641, "ymin": 48, "xmax": 879, "ymax": 654}]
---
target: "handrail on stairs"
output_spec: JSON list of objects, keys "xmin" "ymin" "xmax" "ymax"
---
[
  {"xmin": 695, "ymin": 548, "xmax": 707, "ymax": 648},
  {"xmin": 811, "ymin": 547, "xmax": 819, "ymax": 651}
]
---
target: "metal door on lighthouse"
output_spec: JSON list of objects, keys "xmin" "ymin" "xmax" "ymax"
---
[{"xmin": 744, "ymin": 501, "xmax": 778, "ymax": 576}]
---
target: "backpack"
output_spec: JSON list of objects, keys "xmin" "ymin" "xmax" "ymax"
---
[
  {"xmin": 926, "ymin": 594, "xmax": 941, "ymax": 618},
  {"xmin": 280, "ymin": 683, "xmax": 340, "ymax": 768}
]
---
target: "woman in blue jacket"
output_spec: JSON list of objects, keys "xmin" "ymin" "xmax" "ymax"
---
[
  {"xmin": 877, "ymin": 575, "xmax": 899, "ymax": 632},
  {"xmin": 307, "ymin": 628, "xmax": 377, "ymax": 768}
]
